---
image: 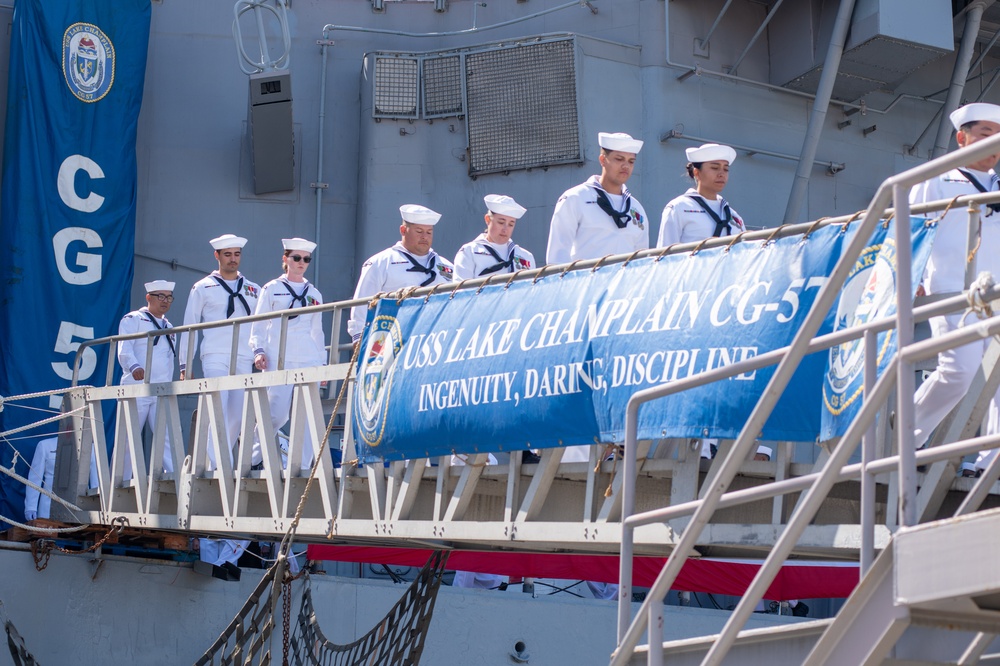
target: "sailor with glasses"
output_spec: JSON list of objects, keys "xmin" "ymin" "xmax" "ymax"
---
[
  {"xmin": 117, "ymin": 280, "xmax": 178, "ymax": 475},
  {"xmin": 545, "ymin": 132, "xmax": 648, "ymax": 266},
  {"xmin": 348, "ymin": 204, "xmax": 455, "ymax": 341},
  {"xmin": 249, "ymin": 238, "xmax": 326, "ymax": 472}
]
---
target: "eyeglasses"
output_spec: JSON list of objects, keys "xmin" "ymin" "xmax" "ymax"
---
[
  {"xmin": 149, "ymin": 293, "xmax": 174, "ymax": 303},
  {"xmin": 289, "ymin": 255, "xmax": 312, "ymax": 263}
]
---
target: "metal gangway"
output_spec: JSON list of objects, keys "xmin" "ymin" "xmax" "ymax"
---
[{"xmin": 33, "ymin": 134, "xmax": 1000, "ymax": 665}]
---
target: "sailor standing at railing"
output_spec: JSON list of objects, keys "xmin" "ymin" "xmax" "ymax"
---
[
  {"xmin": 348, "ymin": 204, "xmax": 455, "ymax": 341},
  {"xmin": 908, "ymin": 103, "xmax": 1000, "ymax": 473},
  {"xmin": 453, "ymin": 194, "xmax": 535, "ymax": 280},
  {"xmin": 658, "ymin": 143, "xmax": 745, "ymax": 459},
  {"xmin": 545, "ymin": 132, "xmax": 647, "ymax": 471},
  {"xmin": 249, "ymin": 238, "xmax": 326, "ymax": 472},
  {"xmin": 545, "ymin": 132, "xmax": 648, "ymax": 266},
  {"xmin": 117, "ymin": 280, "xmax": 177, "ymax": 475},
  {"xmin": 178, "ymin": 234, "xmax": 260, "ymax": 466}
]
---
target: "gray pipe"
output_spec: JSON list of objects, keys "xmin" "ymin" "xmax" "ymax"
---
[
  {"xmin": 782, "ymin": 0, "xmax": 857, "ymax": 224},
  {"xmin": 931, "ymin": 1, "xmax": 990, "ymax": 158}
]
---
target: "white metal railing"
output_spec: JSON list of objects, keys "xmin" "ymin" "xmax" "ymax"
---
[{"xmin": 612, "ymin": 130, "xmax": 1000, "ymax": 665}]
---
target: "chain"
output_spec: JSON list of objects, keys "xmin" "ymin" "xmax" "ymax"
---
[
  {"xmin": 282, "ymin": 569, "xmax": 291, "ymax": 666},
  {"xmin": 29, "ymin": 517, "xmax": 125, "ymax": 571}
]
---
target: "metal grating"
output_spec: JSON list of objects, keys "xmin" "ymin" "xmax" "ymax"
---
[
  {"xmin": 422, "ymin": 55, "xmax": 462, "ymax": 118},
  {"xmin": 373, "ymin": 56, "xmax": 419, "ymax": 118},
  {"xmin": 465, "ymin": 38, "xmax": 581, "ymax": 176}
]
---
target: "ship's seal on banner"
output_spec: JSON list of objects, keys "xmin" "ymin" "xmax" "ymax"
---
[
  {"xmin": 62, "ymin": 23, "xmax": 115, "ymax": 103},
  {"xmin": 356, "ymin": 314, "xmax": 403, "ymax": 447},
  {"xmin": 823, "ymin": 239, "xmax": 898, "ymax": 416}
]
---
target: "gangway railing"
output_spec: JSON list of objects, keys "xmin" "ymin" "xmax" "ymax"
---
[{"xmin": 611, "ymin": 130, "xmax": 1000, "ymax": 665}]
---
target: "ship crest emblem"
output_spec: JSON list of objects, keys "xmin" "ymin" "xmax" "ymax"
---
[
  {"xmin": 63, "ymin": 23, "xmax": 115, "ymax": 103},
  {"xmin": 823, "ymin": 240, "xmax": 897, "ymax": 415},
  {"xmin": 355, "ymin": 314, "xmax": 402, "ymax": 447}
]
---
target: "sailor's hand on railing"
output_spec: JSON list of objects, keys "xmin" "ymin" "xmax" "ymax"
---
[
  {"xmin": 915, "ymin": 284, "xmax": 926, "ymax": 298},
  {"xmin": 254, "ymin": 353, "xmax": 268, "ymax": 371},
  {"xmin": 132, "ymin": 368, "xmax": 145, "ymax": 381},
  {"xmin": 179, "ymin": 370, "xmax": 186, "ymax": 381}
]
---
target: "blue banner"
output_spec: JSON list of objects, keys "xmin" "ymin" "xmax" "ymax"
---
[
  {"xmin": 354, "ymin": 225, "xmax": 863, "ymax": 462},
  {"xmin": 0, "ymin": 0, "xmax": 150, "ymax": 523},
  {"xmin": 821, "ymin": 217, "xmax": 935, "ymax": 439}
]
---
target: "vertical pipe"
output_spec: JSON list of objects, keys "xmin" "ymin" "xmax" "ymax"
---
[
  {"xmin": 315, "ymin": 34, "xmax": 331, "ymax": 289},
  {"xmin": 647, "ymin": 600, "xmax": 664, "ymax": 666},
  {"xmin": 783, "ymin": 0, "xmax": 858, "ymax": 223},
  {"xmin": 860, "ymin": 329, "xmax": 876, "ymax": 576},
  {"xmin": 932, "ymin": 2, "xmax": 989, "ymax": 158},
  {"xmin": 894, "ymin": 184, "xmax": 917, "ymax": 527}
]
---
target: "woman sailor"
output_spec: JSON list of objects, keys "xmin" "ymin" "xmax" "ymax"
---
[
  {"xmin": 658, "ymin": 143, "xmax": 745, "ymax": 247},
  {"xmin": 658, "ymin": 144, "xmax": 744, "ymax": 460},
  {"xmin": 248, "ymin": 238, "xmax": 326, "ymax": 471},
  {"xmin": 453, "ymin": 194, "xmax": 535, "ymax": 280}
]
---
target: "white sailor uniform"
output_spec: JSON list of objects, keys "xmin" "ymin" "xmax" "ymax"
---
[
  {"xmin": 249, "ymin": 277, "xmax": 326, "ymax": 470},
  {"xmin": 117, "ymin": 307, "xmax": 177, "ymax": 473},
  {"xmin": 453, "ymin": 234, "xmax": 535, "ymax": 280},
  {"xmin": 546, "ymin": 175, "xmax": 649, "ymax": 265},
  {"xmin": 24, "ymin": 437, "xmax": 56, "ymax": 521},
  {"xmin": 910, "ymin": 168, "xmax": 1000, "ymax": 469},
  {"xmin": 348, "ymin": 242, "xmax": 456, "ymax": 340},
  {"xmin": 658, "ymin": 188, "xmax": 746, "ymax": 247},
  {"xmin": 179, "ymin": 272, "xmax": 260, "ymax": 467}
]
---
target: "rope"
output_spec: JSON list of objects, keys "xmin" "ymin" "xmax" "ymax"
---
[
  {"xmin": 0, "ymin": 405, "xmax": 86, "ymax": 439},
  {"xmin": 965, "ymin": 272, "xmax": 996, "ymax": 322}
]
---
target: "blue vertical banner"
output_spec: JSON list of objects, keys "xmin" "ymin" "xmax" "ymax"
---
[
  {"xmin": 0, "ymin": 0, "xmax": 151, "ymax": 523},
  {"xmin": 821, "ymin": 217, "xmax": 936, "ymax": 439}
]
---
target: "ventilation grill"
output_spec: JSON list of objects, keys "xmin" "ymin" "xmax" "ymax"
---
[
  {"xmin": 373, "ymin": 56, "xmax": 419, "ymax": 118},
  {"xmin": 423, "ymin": 55, "xmax": 462, "ymax": 118},
  {"xmin": 465, "ymin": 39, "xmax": 580, "ymax": 176}
]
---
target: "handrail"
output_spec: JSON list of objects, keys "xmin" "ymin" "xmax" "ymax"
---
[{"xmin": 612, "ymin": 129, "xmax": 1000, "ymax": 664}]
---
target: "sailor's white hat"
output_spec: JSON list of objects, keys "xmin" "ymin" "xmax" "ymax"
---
[
  {"xmin": 950, "ymin": 103, "xmax": 1000, "ymax": 130},
  {"xmin": 961, "ymin": 462, "xmax": 977, "ymax": 474},
  {"xmin": 755, "ymin": 445, "xmax": 773, "ymax": 460},
  {"xmin": 210, "ymin": 234, "xmax": 248, "ymax": 250},
  {"xmin": 400, "ymin": 204, "xmax": 442, "ymax": 226},
  {"xmin": 686, "ymin": 143, "xmax": 738, "ymax": 165},
  {"xmin": 598, "ymin": 132, "xmax": 643, "ymax": 154},
  {"xmin": 145, "ymin": 280, "xmax": 175, "ymax": 293},
  {"xmin": 484, "ymin": 194, "xmax": 527, "ymax": 219},
  {"xmin": 282, "ymin": 238, "xmax": 317, "ymax": 253}
]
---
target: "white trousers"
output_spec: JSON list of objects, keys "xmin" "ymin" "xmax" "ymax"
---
[
  {"xmin": 253, "ymin": 360, "xmax": 315, "ymax": 471},
  {"xmin": 912, "ymin": 313, "xmax": 1000, "ymax": 468},
  {"xmin": 202, "ymin": 357, "xmax": 251, "ymax": 469},
  {"xmin": 124, "ymin": 395, "xmax": 173, "ymax": 477}
]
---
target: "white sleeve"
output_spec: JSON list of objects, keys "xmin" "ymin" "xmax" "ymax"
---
[
  {"xmin": 177, "ymin": 284, "xmax": 202, "ymax": 372},
  {"xmin": 518, "ymin": 245, "xmax": 536, "ymax": 270},
  {"xmin": 348, "ymin": 258, "xmax": 383, "ymax": 340},
  {"xmin": 248, "ymin": 282, "xmax": 273, "ymax": 357},
  {"xmin": 24, "ymin": 439, "xmax": 52, "ymax": 517},
  {"xmin": 453, "ymin": 243, "xmax": 476, "ymax": 280},
  {"xmin": 117, "ymin": 315, "xmax": 142, "ymax": 374},
  {"xmin": 657, "ymin": 201, "xmax": 682, "ymax": 248},
  {"xmin": 545, "ymin": 193, "xmax": 579, "ymax": 265},
  {"xmin": 909, "ymin": 177, "xmax": 936, "ymax": 212},
  {"xmin": 310, "ymin": 290, "xmax": 327, "ymax": 365}
]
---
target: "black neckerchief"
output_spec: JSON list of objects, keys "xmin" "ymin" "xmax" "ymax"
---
[
  {"xmin": 212, "ymin": 275, "xmax": 251, "ymax": 318},
  {"xmin": 958, "ymin": 169, "xmax": 1000, "ymax": 215},
  {"xmin": 689, "ymin": 194, "xmax": 734, "ymax": 237},
  {"xmin": 594, "ymin": 188, "xmax": 632, "ymax": 229},
  {"xmin": 280, "ymin": 279, "xmax": 309, "ymax": 320},
  {"xmin": 399, "ymin": 250, "xmax": 438, "ymax": 287},
  {"xmin": 142, "ymin": 311, "xmax": 175, "ymax": 356},
  {"xmin": 478, "ymin": 243, "xmax": 517, "ymax": 276}
]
